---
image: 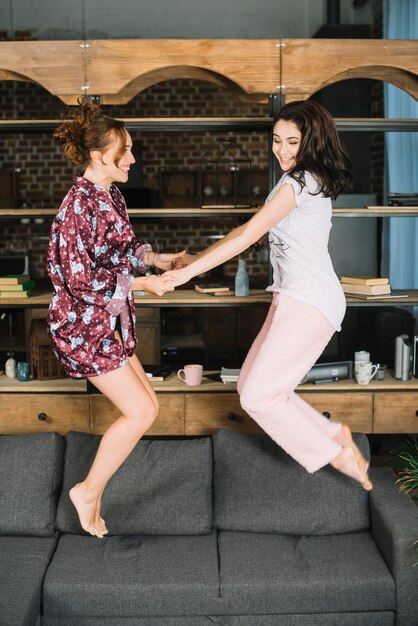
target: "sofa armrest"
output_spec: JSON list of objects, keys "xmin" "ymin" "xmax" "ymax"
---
[{"xmin": 369, "ymin": 467, "xmax": 418, "ymax": 626}]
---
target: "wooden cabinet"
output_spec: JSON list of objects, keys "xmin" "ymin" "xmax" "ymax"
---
[
  {"xmin": 0, "ymin": 394, "xmax": 90, "ymax": 435},
  {"xmin": 184, "ymin": 393, "xmax": 262, "ymax": 435},
  {"xmin": 91, "ymin": 393, "xmax": 184, "ymax": 435},
  {"xmin": 299, "ymin": 392, "xmax": 373, "ymax": 433},
  {"xmin": 374, "ymin": 392, "xmax": 418, "ymax": 433}
]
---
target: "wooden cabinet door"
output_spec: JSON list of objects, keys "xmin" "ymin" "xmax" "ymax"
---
[
  {"xmin": 374, "ymin": 392, "xmax": 418, "ymax": 433},
  {"xmin": 298, "ymin": 392, "xmax": 373, "ymax": 433},
  {"xmin": 0, "ymin": 394, "xmax": 91, "ymax": 434},
  {"xmin": 185, "ymin": 393, "xmax": 262, "ymax": 435},
  {"xmin": 91, "ymin": 393, "xmax": 184, "ymax": 435}
]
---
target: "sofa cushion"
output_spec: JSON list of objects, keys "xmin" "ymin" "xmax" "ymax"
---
[
  {"xmin": 213, "ymin": 429, "xmax": 370, "ymax": 534},
  {"xmin": 0, "ymin": 535, "xmax": 58, "ymax": 626},
  {"xmin": 0, "ymin": 432, "xmax": 63, "ymax": 536},
  {"xmin": 217, "ymin": 530, "xmax": 395, "ymax": 615},
  {"xmin": 56, "ymin": 432, "xmax": 212, "ymax": 535},
  {"xmin": 42, "ymin": 532, "xmax": 220, "ymax": 618}
]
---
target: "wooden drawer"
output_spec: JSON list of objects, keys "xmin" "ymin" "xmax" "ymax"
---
[
  {"xmin": 374, "ymin": 392, "xmax": 418, "ymax": 433},
  {"xmin": 298, "ymin": 392, "xmax": 373, "ymax": 433},
  {"xmin": 185, "ymin": 393, "xmax": 262, "ymax": 435},
  {"xmin": 91, "ymin": 393, "xmax": 184, "ymax": 435},
  {"xmin": 0, "ymin": 394, "xmax": 91, "ymax": 434}
]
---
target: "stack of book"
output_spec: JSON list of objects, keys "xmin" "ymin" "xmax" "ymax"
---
[
  {"xmin": 220, "ymin": 367, "xmax": 241, "ymax": 383},
  {"xmin": 0, "ymin": 274, "xmax": 35, "ymax": 298},
  {"xmin": 195, "ymin": 284, "xmax": 234, "ymax": 296},
  {"xmin": 340, "ymin": 275, "xmax": 393, "ymax": 300}
]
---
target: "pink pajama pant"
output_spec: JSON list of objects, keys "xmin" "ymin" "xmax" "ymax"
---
[{"xmin": 237, "ymin": 293, "xmax": 343, "ymax": 473}]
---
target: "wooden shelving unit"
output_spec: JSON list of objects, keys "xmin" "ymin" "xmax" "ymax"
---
[{"xmin": 1, "ymin": 36, "xmax": 417, "ymax": 433}]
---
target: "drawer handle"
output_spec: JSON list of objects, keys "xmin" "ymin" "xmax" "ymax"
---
[
  {"xmin": 416, "ymin": 410, "xmax": 418, "ymax": 418},
  {"xmin": 322, "ymin": 411, "xmax": 331, "ymax": 419},
  {"xmin": 38, "ymin": 412, "xmax": 47, "ymax": 421},
  {"xmin": 228, "ymin": 412, "xmax": 244, "ymax": 423}
]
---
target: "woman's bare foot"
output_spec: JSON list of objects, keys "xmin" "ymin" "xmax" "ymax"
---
[
  {"xmin": 333, "ymin": 425, "xmax": 369, "ymax": 474},
  {"xmin": 69, "ymin": 483, "xmax": 104, "ymax": 538},
  {"xmin": 94, "ymin": 494, "xmax": 108, "ymax": 536},
  {"xmin": 330, "ymin": 445, "xmax": 373, "ymax": 491}
]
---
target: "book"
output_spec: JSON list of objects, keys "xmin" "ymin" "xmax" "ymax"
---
[
  {"xmin": 0, "ymin": 280, "xmax": 35, "ymax": 292},
  {"xmin": 220, "ymin": 367, "xmax": 241, "ymax": 383},
  {"xmin": 340, "ymin": 275, "xmax": 389, "ymax": 286},
  {"xmin": 208, "ymin": 290, "xmax": 235, "ymax": 296},
  {"xmin": 341, "ymin": 282, "xmax": 391, "ymax": 296},
  {"xmin": 345, "ymin": 292, "xmax": 409, "ymax": 300},
  {"xmin": 194, "ymin": 283, "xmax": 231, "ymax": 293},
  {"xmin": 143, "ymin": 364, "xmax": 172, "ymax": 381},
  {"xmin": 0, "ymin": 290, "xmax": 32, "ymax": 298},
  {"xmin": 0, "ymin": 274, "xmax": 30, "ymax": 285}
]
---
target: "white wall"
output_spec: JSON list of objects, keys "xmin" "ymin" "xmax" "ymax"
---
[{"xmin": 0, "ymin": 0, "xmax": 372, "ymax": 40}]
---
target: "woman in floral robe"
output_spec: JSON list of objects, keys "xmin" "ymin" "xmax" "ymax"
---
[{"xmin": 48, "ymin": 103, "xmax": 181, "ymax": 538}]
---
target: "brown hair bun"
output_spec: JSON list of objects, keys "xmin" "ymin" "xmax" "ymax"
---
[{"xmin": 54, "ymin": 100, "xmax": 126, "ymax": 170}]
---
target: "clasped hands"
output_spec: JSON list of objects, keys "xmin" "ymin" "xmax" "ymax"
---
[{"xmin": 134, "ymin": 250, "xmax": 195, "ymax": 296}]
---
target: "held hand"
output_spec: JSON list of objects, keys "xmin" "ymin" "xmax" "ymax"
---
[
  {"xmin": 171, "ymin": 252, "xmax": 196, "ymax": 269},
  {"xmin": 153, "ymin": 250, "xmax": 186, "ymax": 272},
  {"xmin": 160, "ymin": 267, "xmax": 192, "ymax": 288},
  {"xmin": 135, "ymin": 275, "xmax": 175, "ymax": 296}
]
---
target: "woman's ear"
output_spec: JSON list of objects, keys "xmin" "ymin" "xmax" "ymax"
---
[{"xmin": 90, "ymin": 149, "xmax": 103, "ymax": 166}]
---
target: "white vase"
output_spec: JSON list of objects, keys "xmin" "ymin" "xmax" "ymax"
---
[{"xmin": 235, "ymin": 258, "xmax": 249, "ymax": 297}]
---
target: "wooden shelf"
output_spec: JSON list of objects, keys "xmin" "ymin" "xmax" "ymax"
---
[
  {"xmin": 0, "ymin": 118, "xmax": 417, "ymax": 133},
  {"xmin": 0, "ymin": 288, "xmax": 272, "ymax": 308},
  {"xmin": 0, "ymin": 207, "xmax": 260, "ymax": 219},
  {"xmin": 334, "ymin": 206, "xmax": 418, "ymax": 217},
  {"xmin": 1, "ymin": 369, "xmax": 413, "ymax": 395},
  {"xmin": 1, "ymin": 288, "xmax": 416, "ymax": 308},
  {"xmin": 2, "ymin": 206, "xmax": 418, "ymax": 220},
  {"xmin": 0, "ymin": 376, "xmax": 87, "ymax": 393}
]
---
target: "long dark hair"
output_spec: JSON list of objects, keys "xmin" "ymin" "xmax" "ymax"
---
[
  {"xmin": 54, "ymin": 100, "xmax": 127, "ymax": 171},
  {"xmin": 274, "ymin": 100, "xmax": 353, "ymax": 199}
]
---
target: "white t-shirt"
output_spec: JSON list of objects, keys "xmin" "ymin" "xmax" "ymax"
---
[{"xmin": 266, "ymin": 171, "xmax": 346, "ymax": 332}]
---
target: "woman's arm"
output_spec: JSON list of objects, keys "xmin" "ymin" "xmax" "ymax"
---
[{"xmin": 162, "ymin": 183, "xmax": 296, "ymax": 286}]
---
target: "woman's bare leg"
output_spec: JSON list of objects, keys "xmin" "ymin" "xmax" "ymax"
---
[
  {"xmin": 69, "ymin": 362, "xmax": 158, "ymax": 538},
  {"xmin": 91, "ymin": 334, "xmax": 160, "ymax": 535}
]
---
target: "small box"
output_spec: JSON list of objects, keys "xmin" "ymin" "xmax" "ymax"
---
[{"xmin": 30, "ymin": 319, "xmax": 67, "ymax": 380}]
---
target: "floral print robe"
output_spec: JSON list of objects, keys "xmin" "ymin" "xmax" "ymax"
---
[{"xmin": 46, "ymin": 176, "xmax": 152, "ymax": 378}]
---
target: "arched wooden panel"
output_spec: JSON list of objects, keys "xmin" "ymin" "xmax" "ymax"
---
[
  {"xmin": 84, "ymin": 39, "xmax": 280, "ymax": 104},
  {"xmin": 94, "ymin": 65, "xmax": 269, "ymax": 105},
  {"xmin": 0, "ymin": 41, "xmax": 85, "ymax": 101},
  {"xmin": 282, "ymin": 39, "xmax": 418, "ymax": 102}
]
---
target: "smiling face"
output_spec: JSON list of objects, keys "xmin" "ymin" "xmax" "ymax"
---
[
  {"xmin": 86, "ymin": 129, "xmax": 136, "ymax": 190},
  {"xmin": 272, "ymin": 119, "xmax": 302, "ymax": 172}
]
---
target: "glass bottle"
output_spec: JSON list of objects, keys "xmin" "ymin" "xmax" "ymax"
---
[{"xmin": 235, "ymin": 257, "xmax": 249, "ymax": 297}]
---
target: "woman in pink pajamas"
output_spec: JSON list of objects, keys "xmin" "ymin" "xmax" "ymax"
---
[
  {"xmin": 164, "ymin": 100, "xmax": 372, "ymax": 491},
  {"xmin": 47, "ymin": 102, "xmax": 183, "ymax": 538}
]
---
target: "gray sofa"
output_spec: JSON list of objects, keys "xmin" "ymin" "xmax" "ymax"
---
[{"xmin": 1, "ymin": 429, "xmax": 417, "ymax": 626}]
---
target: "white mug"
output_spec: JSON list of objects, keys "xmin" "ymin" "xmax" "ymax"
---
[{"xmin": 354, "ymin": 361, "xmax": 378, "ymax": 385}]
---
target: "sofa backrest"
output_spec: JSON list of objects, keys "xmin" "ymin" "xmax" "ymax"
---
[
  {"xmin": 212, "ymin": 429, "xmax": 370, "ymax": 535},
  {"xmin": 0, "ymin": 432, "xmax": 63, "ymax": 536},
  {"xmin": 56, "ymin": 432, "xmax": 212, "ymax": 535}
]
